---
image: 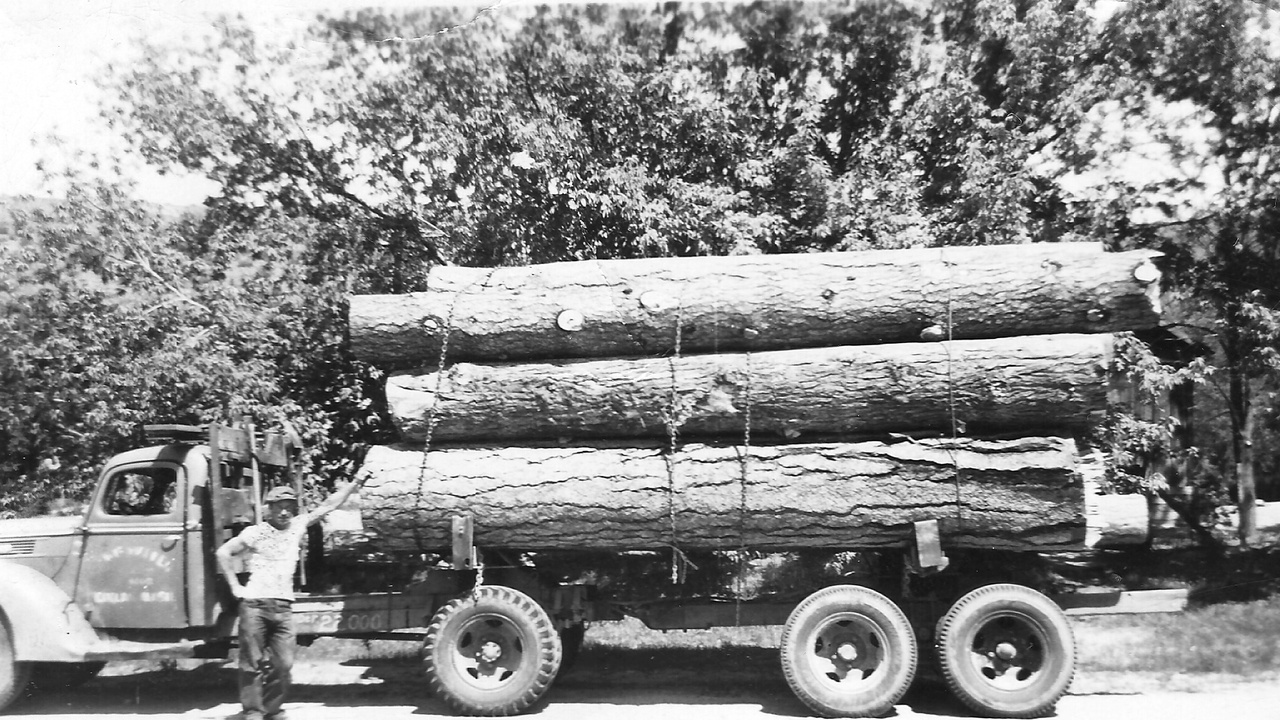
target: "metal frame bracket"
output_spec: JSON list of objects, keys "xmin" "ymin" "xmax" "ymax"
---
[
  {"xmin": 910, "ymin": 519, "xmax": 950, "ymax": 575},
  {"xmin": 451, "ymin": 515, "xmax": 477, "ymax": 571}
]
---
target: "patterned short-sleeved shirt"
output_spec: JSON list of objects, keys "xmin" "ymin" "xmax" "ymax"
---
[{"xmin": 236, "ymin": 513, "xmax": 319, "ymax": 601}]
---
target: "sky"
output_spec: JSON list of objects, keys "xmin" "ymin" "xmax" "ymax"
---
[{"xmin": 0, "ymin": 0, "xmax": 497, "ymax": 206}]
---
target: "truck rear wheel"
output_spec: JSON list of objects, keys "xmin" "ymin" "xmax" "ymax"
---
[
  {"xmin": 780, "ymin": 585, "xmax": 917, "ymax": 717},
  {"xmin": 935, "ymin": 584, "xmax": 1075, "ymax": 718},
  {"xmin": 0, "ymin": 615, "xmax": 32, "ymax": 712},
  {"xmin": 423, "ymin": 585, "xmax": 562, "ymax": 716}
]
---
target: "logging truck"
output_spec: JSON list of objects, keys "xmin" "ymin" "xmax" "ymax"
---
[{"xmin": 0, "ymin": 243, "xmax": 1189, "ymax": 719}]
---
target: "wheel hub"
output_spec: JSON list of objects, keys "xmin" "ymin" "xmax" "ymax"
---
[
  {"xmin": 835, "ymin": 642, "xmax": 859, "ymax": 663},
  {"xmin": 478, "ymin": 639, "xmax": 503, "ymax": 664},
  {"xmin": 807, "ymin": 614, "xmax": 888, "ymax": 686},
  {"xmin": 449, "ymin": 614, "xmax": 528, "ymax": 689},
  {"xmin": 968, "ymin": 614, "xmax": 1046, "ymax": 688}
]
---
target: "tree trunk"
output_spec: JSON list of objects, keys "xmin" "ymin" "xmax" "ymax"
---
[
  {"xmin": 1237, "ymin": 402, "xmax": 1259, "ymax": 546},
  {"xmin": 387, "ymin": 334, "xmax": 1114, "ymax": 442},
  {"xmin": 349, "ymin": 244, "xmax": 1162, "ymax": 368},
  {"xmin": 1224, "ymin": 311, "xmax": 1258, "ymax": 548},
  {"xmin": 344, "ymin": 436, "xmax": 1088, "ymax": 553}
]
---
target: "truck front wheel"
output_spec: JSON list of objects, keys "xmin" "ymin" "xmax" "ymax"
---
[
  {"xmin": 423, "ymin": 585, "xmax": 562, "ymax": 716},
  {"xmin": 935, "ymin": 584, "xmax": 1075, "ymax": 718},
  {"xmin": 28, "ymin": 661, "xmax": 105, "ymax": 692},
  {"xmin": 0, "ymin": 615, "xmax": 32, "ymax": 713},
  {"xmin": 780, "ymin": 585, "xmax": 917, "ymax": 717}
]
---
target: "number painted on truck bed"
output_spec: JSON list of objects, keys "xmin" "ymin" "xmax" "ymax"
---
[{"xmin": 295, "ymin": 610, "xmax": 388, "ymax": 635}]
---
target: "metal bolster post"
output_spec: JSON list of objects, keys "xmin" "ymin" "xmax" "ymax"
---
[
  {"xmin": 451, "ymin": 515, "xmax": 476, "ymax": 571},
  {"xmin": 209, "ymin": 423, "xmax": 228, "ymax": 547},
  {"xmin": 247, "ymin": 417, "xmax": 263, "ymax": 523},
  {"xmin": 910, "ymin": 519, "xmax": 950, "ymax": 575}
]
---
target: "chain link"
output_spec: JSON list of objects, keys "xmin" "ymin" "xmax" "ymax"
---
[
  {"xmin": 666, "ymin": 301, "xmax": 685, "ymax": 584},
  {"xmin": 941, "ymin": 249, "xmax": 963, "ymax": 525},
  {"xmin": 413, "ymin": 267, "xmax": 499, "ymax": 568},
  {"xmin": 413, "ymin": 292, "xmax": 458, "ymax": 519},
  {"xmin": 471, "ymin": 553, "xmax": 486, "ymax": 598},
  {"xmin": 901, "ymin": 553, "xmax": 912, "ymax": 599},
  {"xmin": 739, "ymin": 351, "xmax": 753, "ymax": 544},
  {"xmin": 734, "ymin": 350, "xmax": 754, "ymax": 626}
]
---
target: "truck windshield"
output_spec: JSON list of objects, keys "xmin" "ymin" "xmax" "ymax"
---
[{"xmin": 104, "ymin": 467, "xmax": 179, "ymax": 516}]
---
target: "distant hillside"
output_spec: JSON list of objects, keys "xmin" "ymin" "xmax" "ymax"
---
[{"xmin": 0, "ymin": 195, "xmax": 203, "ymax": 245}]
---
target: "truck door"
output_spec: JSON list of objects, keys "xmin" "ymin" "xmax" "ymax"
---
[{"xmin": 74, "ymin": 461, "xmax": 189, "ymax": 628}]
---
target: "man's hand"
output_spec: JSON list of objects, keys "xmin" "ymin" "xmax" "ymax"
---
[{"xmin": 309, "ymin": 477, "xmax": 367, "ymax": 523}]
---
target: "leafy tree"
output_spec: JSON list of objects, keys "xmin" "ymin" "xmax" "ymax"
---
[
  {"xmin": 4, "ymin": 0, "xmax": 1129, "ymax": 510},
  {"xmin": 14, "ymin": 0, "xmax": 1275, "ymax": 544},
  {"xmin": 103, "ymin": 1, "xmax": 1101, "ymax": 265},
  {"xmin": 1071, "ymin": 0, "xmax": 1280, "ymax": 544},
  {"xmin": 0, "ymin": 173, "xmax": 391, "ymax": 516}
]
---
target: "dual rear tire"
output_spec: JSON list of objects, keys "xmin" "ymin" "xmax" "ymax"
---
[
  {"xmin": 935, "ymin": 584, "xmax": 1076, "ymax": 718},
  {"xmin": 779, "ymin": 583, "xmax": 1074, "ymax": 718},
  {"xmin": 780, "ymin": 585, "xmax": 917, "ymax": 717}
]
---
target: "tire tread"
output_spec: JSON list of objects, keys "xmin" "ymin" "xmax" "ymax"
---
[
  {"xmin": 936, "ymin": 583, "xmax": 1075, "ymax": 719},
  {"xmin": 780, "ymin": 584, "xmax": 917, "ymax": 718},
  {"xmin": 0, "ymin": 611, "xmax": 32, "ymax": 713},
  {"xmin": 423, "ymin": 585, "xmax": 561, "ymax": 716}
]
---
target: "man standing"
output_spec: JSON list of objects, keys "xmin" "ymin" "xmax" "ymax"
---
[{"xmin": 216, "ymin": 478, "xmax": 364, "ymax": 720}]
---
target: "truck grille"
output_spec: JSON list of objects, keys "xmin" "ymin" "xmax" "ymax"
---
[{"xmin": 0, "ymin": 539, "xmax": 36, "ymax": 556}]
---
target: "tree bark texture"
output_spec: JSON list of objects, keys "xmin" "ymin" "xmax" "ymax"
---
[
  {"xmin": 387, "ymin": 333, "xmax": 1114, "ymax": 443},
  {"xmin": 346, "ymin": 436, "xmax": 1088, "ymax": 553},
  {"xmin": 349, "ymin": 244, "xmax": 1161, "ymax": 368}
]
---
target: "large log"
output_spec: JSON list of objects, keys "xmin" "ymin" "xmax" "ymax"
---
[
  {"xmin": 387, "ymin": 333, "xmax": 1114, "ymax": 442},
  {"xmin": 349, "ymin": 244, "xmax": 1161, "ymax": 368},
  {"xmin": 348, "ymin": 436, "xmax": 1088, "ymax": 553}
]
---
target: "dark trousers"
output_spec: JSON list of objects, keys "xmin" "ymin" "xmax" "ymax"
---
[{"xmin": 238, "ymin": 598, "xmax": 295, "ymax": 719}]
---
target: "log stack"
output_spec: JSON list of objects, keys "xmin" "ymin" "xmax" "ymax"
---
[{"xmin": 345, "ymin": 243, "xmax": 1163, "ymax": 554}]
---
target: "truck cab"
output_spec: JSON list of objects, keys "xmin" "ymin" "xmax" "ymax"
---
[
  {"xmin": 0, "ymin": 423, "xmax": 297, "ymax": 710},
  {"xmin": 69, "ymin": 442, "xmax": 220, "ymax": 631}
]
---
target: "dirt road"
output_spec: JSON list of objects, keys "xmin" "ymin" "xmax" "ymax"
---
[{"xmin": 7, "ymin": 650, "xmax": 1280, "ymax": 720}]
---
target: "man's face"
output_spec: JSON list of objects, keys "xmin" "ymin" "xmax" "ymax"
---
[{"xmin": 265, "ymin": 500, "xmax": 298, "ymax": 530}]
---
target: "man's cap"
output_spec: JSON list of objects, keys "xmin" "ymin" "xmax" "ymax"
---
[{"xmin": 264, "ymin": 486, "xmax": 298, "ymax": 504}]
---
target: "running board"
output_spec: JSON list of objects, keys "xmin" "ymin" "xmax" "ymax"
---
[{"xmin": 83, "ymin": 638, "xmax": 207, "ymax": 662}]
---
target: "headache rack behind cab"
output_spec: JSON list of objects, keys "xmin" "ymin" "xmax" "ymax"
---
[{"xmin": 143, "ymin": 422, "xmax": 303, "ymax": 545}]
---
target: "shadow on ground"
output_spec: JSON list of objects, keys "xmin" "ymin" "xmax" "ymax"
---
[{"xmin": 9, "ymin": 646, "xmax": 974, "ymax": 718}]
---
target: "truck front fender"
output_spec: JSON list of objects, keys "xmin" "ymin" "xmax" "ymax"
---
[{"xmin": 0, "ymin": 560, "xmax": 102, "ymax": 662}]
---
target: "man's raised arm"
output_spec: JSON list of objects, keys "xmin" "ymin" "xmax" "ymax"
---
[{"xmin": 305, "ymin": 476, "xmax": 368, "ymax": 526}]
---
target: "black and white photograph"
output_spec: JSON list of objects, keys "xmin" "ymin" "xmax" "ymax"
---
[{"xmin": 2, "ymin": 1, "xmax": 1280, "ymax": 718}]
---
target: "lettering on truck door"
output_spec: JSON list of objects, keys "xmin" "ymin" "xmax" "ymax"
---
[{"xmin": 74, "ymin": 462, "xmax": 189, "ymax": 628}]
